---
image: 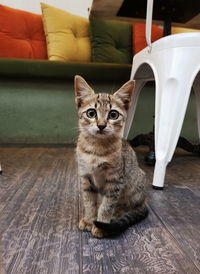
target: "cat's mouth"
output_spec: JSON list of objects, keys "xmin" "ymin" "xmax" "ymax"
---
[{"xmin": 97, "ymin": 130, "xmax": 105, "ymax": 135}]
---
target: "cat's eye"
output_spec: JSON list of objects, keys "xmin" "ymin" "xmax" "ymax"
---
[
  {"xmin": 108, "ymin": 110, "xmax": 119, "ymax": 120},
  {"xmin": 86, "ymin": 108, "xmax": 97, "ymax": 119}
]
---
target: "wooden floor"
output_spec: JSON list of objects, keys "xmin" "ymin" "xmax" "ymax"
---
[{"xmin": 0, "ymin": 146, "xmax": 200, "ymax": 274}]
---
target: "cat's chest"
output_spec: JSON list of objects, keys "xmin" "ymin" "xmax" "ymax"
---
[
  {"xmin": 78, "ymin": 152, "xmax": 108, "ymax": 188},
  {"xmin": 78, "ymin": 152, "xmax": 107, "ymax": 174}
]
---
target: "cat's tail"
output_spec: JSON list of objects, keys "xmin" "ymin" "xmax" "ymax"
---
[{"xmin": 94, "ymin": 205, "xmax": 148, "ymax": 235}]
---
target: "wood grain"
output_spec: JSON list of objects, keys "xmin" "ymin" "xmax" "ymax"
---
[
  {"xmin": 0, "ymin": 252, "xmax": 5, "ymax": 274},
  {"xmin": 1, "ymin": 148, "xmax": 80, "ymax": 273},
  {"xmin": 0, "ymin": 147, "xmax": 200, "ymax": 273},
  {"xmin": 149, "ymin": 187, "xmax": 200, "ymax": 270},
  {"xmin": 81, "ymin": 206, "xmax": 199, "ymax": 274}
]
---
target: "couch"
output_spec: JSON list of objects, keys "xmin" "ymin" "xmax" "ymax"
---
[{"xmin": 0, "ymin": 4, "xmax": 198, "ymax": 144}]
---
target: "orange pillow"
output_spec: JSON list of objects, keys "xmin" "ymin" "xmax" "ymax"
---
[
  {"xmin": 0, "ymin": 5, "xmax": 47, "ymax": 59},
  {"xmin": 133, "ymin": 23, "xmax": 163, "ymax": 54}
]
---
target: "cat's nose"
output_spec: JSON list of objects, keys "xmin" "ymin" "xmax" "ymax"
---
[{"xmin": 98, "ymin": 124, "xmax": 106, "ymax": 131}]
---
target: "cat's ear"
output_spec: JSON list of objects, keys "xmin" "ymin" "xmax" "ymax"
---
[
  {"xmin": 113, "ymin": 80, "xmax": 135, "ymax": 110},
  {"xmin": 74, "ymin": 75, "xmax": 95, "ymax": 108}
]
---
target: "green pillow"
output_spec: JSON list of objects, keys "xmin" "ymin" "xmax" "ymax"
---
[{"xmin": 90, "ymin": 18, "xmax": 132, "ymax": 64}]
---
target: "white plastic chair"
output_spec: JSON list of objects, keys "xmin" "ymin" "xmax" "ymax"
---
[{"xmin": 124, "ymin": 0, "xmax": 200, "ymax": 189}]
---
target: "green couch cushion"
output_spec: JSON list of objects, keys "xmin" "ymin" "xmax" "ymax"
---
[
  {"xmin": 90, "ymin": 18, "xmax": 132, "ymax": 64},
  {"xmin": 0, "ymin": 58, "xmax": 131, "ymax": 82}
]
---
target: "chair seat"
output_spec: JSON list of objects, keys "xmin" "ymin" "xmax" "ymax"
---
[
  {"xmin": 144, "ymin": 32, "xmax": 200, "ymax": 53},
  {"xmin": 132, "ymin": 32, "xmax": 200, "ymax": 81}
]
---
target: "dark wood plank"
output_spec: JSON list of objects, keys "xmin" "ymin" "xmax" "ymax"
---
[
  {"xmin": 138, "ymin": 147, "xmax": 200, "ymax": 271},
  {"xmin": 138, "ymin": 147, "xmax": 200, "ymax": 270},
  {"xmin": 0, "ymin": 148, "xmax": 45, "ymax": 215},
  {"xmin": 0, "ymin": 148, "xmax": 48, "ymax": 231},
  {"xmin": 149, "ymin": 186, "xmax": 200, "ymax": 271},
  {"xmin": 166, "ymin": 152, "xmax": 200, "ymax": 189},
  {"xmin": 81, "ymin": 205, "xmax": 199, "ymax": 274},
  {"xmin": 1, "ymin": 148, "xmax": 81, "ymax": 274},
  {"xmin": 0, "ymin": 252, "xmax": 5, "ymax": 274},
  {"xmin": 0, "ymin": 147, "xmax": 200, "ymax": 273}
]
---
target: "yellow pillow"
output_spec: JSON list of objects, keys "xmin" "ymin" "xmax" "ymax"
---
[
  {"xmin": 41, "ymin": 3, "xmax": 91, "ymax": 62},
  {"xmin": 171, "ymin": 26, "xmax": 200, "ymax": 34}
]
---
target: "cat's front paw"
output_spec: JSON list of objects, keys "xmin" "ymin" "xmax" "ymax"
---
[
  {"xmin": 79, "ymin": 218, "xmax": 93, "ymax": 232},
  {"xmin": 91, "ymin": 225, "xmax": 107, "ymax": 238}
]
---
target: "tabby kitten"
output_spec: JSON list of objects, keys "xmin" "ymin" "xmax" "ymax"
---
[{"xmin": 75, "ymin": 75, "xmax": 148, "ymax": 238}]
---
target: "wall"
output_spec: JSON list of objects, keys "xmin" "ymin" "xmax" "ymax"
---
[{"xmin": 0, "ymin": 0, "xmax": 93, "ymax": 17}]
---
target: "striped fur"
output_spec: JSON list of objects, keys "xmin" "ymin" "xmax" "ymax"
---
[{"xmin": 75, "ymin": 75, "xmax": 148, "ymax": 238}]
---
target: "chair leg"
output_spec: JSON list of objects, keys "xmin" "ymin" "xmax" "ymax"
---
[
  {"xmin": 124, "ymin": 80, "xmax": 146, "ymax": 138},
  {"xmin": 193, "ymin": 77, "xmax": 200, "ymax": 140},
  {"xmin": 153, "ymin": 76, "xmax": 192, "ymax": 189}
]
